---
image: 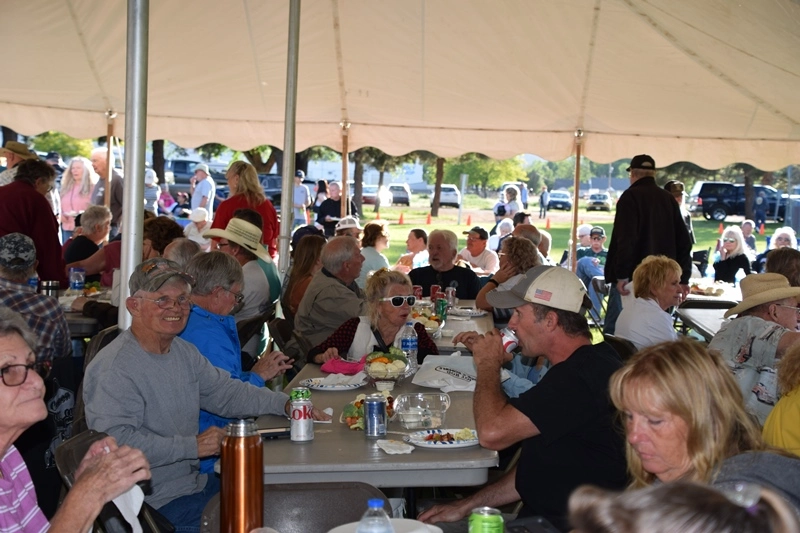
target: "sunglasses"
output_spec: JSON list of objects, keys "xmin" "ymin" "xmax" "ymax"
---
[
  {"xmin": 723, "ymin": 238, "xmax": 736, "ymax": 243},
  {"xmin": 380, "ymin": 295, "xmax": 416, "ymax": 307},
  {"xmin": 591, "ymin": 236, "xmax": 604, "ymax": 241}
]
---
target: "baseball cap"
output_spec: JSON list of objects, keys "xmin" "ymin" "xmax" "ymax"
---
[
  {"xmin": 463, "ymin": 226, "xmax": 489, "ymax": 240},
  {"xmin": 190, "ymin": 207, "xmax": 208, "ymax": 223},
  {"xmin": 487, "ymin": 265, "xmax": 592, "ymax": 313},
  {"xmin": 0, "ymin": 141, "xmax": 36, "ymax": 161},
  {"xmin": 0, "ymin": 233, "xmax": 36, "ymax": 272},
  {"xmin": 193, "ymin": 163, "xmax": 210, "ymax": 175},
  {"xmin": 626, "ymin": 154, "xmax": 656, "ymax": 172},
  {"xmin": 291, "ymin": 224, "xmax": 324, "ymax": 250},
  {"xmin": 336, "ymin": 216, "xmax": 362, "ymax": 231},
  {"xmin": 664, "ymin": 180, "xmax": 685, "ymax": 195},
  {"xmin": 590, "ymin": 226, "xmax": 605, "ymax": 238},
  {"xmin": 295, "ymin": 169, "xmax": 305, "ymax": 178},
  {"xmin": 128, "ymin": 258, "xmax": 195, "ymax": 294},
  {"xmin": 144, "ymin": 168, "xmax": 158, "ymax": 186},
  {"xmin": 576, "ymin": 223, "xmax": 593, "ymax": 238}
]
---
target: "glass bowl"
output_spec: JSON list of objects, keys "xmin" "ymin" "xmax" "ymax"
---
[{"xmin": 393, "ymin": 393, "xmax": 451, "ymax": 429}]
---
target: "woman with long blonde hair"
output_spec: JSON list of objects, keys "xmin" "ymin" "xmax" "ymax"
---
[
  {"xmin": 210, "ymin": 160, "xmax": 279, "ymax": 258},
  {"xmin": 59, "ymin": 156, "xmax": 98, "ymax": 241}
]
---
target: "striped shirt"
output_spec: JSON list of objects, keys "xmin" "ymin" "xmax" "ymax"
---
[{"xmin": 0, "ymin": 446, "xmax": 49, "ymax": 532}]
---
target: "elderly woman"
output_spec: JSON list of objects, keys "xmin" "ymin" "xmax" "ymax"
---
[
  {"xmin": 476, "ymin": 236, "xmax": 540, "ymax": 323},
  {"xmin": 0, "ymin": 308, "xmax": 150, "ymax": 531},
  {"xmin": 488, "ymin": 218, "xmax": 513, "ymax": 253},
  {"xmin": 180, "ymin": 252, "xmax": 292, "ymax": 474},
  {"xmin": 64, "ymin": 205, "xmax": 112, "ymax": 283},
  {"xmin": 211, "ymin": 161, "xmax": 279, "ymax": 258},
  {"xmin": 756, "ymin": 226, "xmax": 798, "ymax": 273},
  {"xmin": 613, "ymin": 255, "xmax": 681, "ymax": 350},
  {"xmin": 609, "ymin": 339, "xmax": 800, "ymax": 512},
  {"xmin": 357, "ymin": 222, "xmax": 391, "ymax": 288},
  {"xmin": 714, "ymin": 225, "xmax": 752, "ymax": 283},
  {"xmin": 308, "ymin": 269, "xmax": 438, "ymax": 364},
  {"xmin": 59, "ymin": 156, "xmax": 98, "ymax": 242},
  {"xmin": 503, "ymin": 185, "xmax": 521, "ymax": 219}
]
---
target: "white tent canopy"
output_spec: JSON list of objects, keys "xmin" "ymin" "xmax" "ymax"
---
[{"xmin": 3, "ymin": 0, "xmax": 800, "ymax": 170}]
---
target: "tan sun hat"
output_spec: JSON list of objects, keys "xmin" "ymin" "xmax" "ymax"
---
[
  {"xmin": 0, "ymin": 141, "xmax": 36, "ymax": 160},
  {"xmin": 203, "ymin": 218, "xmax": 270, "ymax": 262},
  {"xmin": 724, "ymin": 273, "xmax": 800, "ymax": 318}
]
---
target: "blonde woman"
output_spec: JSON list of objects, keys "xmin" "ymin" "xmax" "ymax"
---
[
  {"xmin": 210, "ymin": 161, "xmax": 279, "ymax": 257},
  {"xmin": 714, "ymin": 225, "xmax": 752, "ymax": 283},
  {"xmin": 59, "ymin": 156, "xmax": 97, "ymax": 241}
]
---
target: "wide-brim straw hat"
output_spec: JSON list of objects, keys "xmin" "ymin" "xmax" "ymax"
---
[
  {"xmin": 724, "ymin": 273, "xmax": 800, "ymax": 318},
  {"xmin": 0, "ymin": 141, "xmax": 36, "ymax": 160},
  {"xmin": 203, "ymin": 218, "xmax": 270, "ymax": 262}
]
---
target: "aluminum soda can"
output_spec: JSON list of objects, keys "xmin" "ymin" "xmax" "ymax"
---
[
  {"xmin": 363, "ymin": 394, "xmax": 387, "ymax": 438},
  {"xmin": 290, "ymin": 398, "xmax": 314, "ymax": 442},
  {"xmin": 412, "ymin": 285, "xmax": 423, "ymax": 299},
  {"xmin": 436, "ymin": 297, "xmax": 449, "ymax": 320},
  {"xmin": 430, "ymin": 284, "xmax": 441, "ymax": 299},
  {"xmin": 468, "ymin": 507, "xmax": 504, "ymax": 532},
  {"xmin": 220, "ymin": 420, "xmax": 263, "ymax": 533},
  {"xmin": 500, "ymin": 328, "xmax": 518, "ymax": 353},
  {"xmin": 290, "ymin": 386, "xmax": 311, "ymax": 401}
]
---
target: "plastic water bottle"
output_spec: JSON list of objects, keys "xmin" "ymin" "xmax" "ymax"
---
[
  {"xmin": 27, "ymin": 274, "xmax": 39, "ymax": 291},
  {"xmin": 400, "ymin": 321, "xmax": 418, "ymax": 373},
  {"xmin": 355, "ymin": 499, "xmax": 394, "ymax": 533}
]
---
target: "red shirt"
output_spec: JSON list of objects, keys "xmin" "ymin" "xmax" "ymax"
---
[{"xmin": 211, "ymin": 195, "xmax": 278, "ymax": 258}]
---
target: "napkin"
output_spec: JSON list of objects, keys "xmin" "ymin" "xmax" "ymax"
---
[
  {"xmin": 320, "ymin": 358, "xmax": 365, "ymax": 375},
  {"xmin": 90, "ymin": 484, "xmax": 145, "ymax": 533},
  {"xmin": 414, "ymin": 353, "xmax": 510, "ymax": 393},
  {"xmin": 314, "ymin": 407, "xmax": 334, "ymax": 424},
  {"xmin": 319, "ymin": 371, "xmax": 367, "ymax": 386},
  {"xmin": 376, "ymin": 439, "xmax": 415, "ymax": 454}
]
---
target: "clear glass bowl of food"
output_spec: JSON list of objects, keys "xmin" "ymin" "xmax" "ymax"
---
[{"xmin": 393, "ymin": 393, "xmax": 451, "ymax": 429}]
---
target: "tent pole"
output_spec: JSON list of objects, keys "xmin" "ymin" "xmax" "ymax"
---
[
  {"xmin": 341, "ymin": 122, "xmax": 350, "ymax": 218},
  {"xmin": 117, "ymin": 0, "xmax": 149, "ymax": 329},
  {"xmin": 571, "ymin": 129, "xmax": 584, "ymax": 272},
  {"xmin": 278, "ymin": 0, "xmax": 301, "ymax": 273},
  {"xmin": 104, "ymin": 112, "xmax": 116, "ymax": 209}
]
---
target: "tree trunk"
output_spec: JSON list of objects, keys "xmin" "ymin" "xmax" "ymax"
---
[
  {"xmin": 353, "ymin": 154, "xmax": 364, "ymax": 217},
  {"xmin": 431, "ymin": 157, "xmax": 445, "ymax": 217},
  {"xmin": 152, "ymin": 140, "xmax": 165, "ymax": 180},
  {"xmin": 243, "ymin": 149, "xmax": 275, "ymax": 173},
  {"xmin": 374, "ymin": 170, "xmax": 385, "ymax": 212},
  {"xmin": 1, "ymin": 127, "xmax": 18, "ymax": 146},
  {"xmin": 743, "ymin": 173, "xmax": 754, "ymax": 220}
]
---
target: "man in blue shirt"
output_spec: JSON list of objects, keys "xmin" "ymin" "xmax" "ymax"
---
[{"xmin": 575, "ymin": 226, "xmax": 608, "ymax": 322}]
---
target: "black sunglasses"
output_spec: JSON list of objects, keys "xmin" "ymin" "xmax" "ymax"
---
[{"xmin": 380, "ymin": 295, "xmax": 416, "ymax": 307}]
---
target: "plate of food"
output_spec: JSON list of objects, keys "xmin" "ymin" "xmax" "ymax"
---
[
  {"xmin": 403, "ymin": 428, "xmax": 479, "ymax": 448},
  {"xmin": 299, "ymin": 377, "xmax": 367, "ymax": 391},
  {"xmin": 364, "ymin": 348, "xmax": 410, "ymax": 381},
  {"xmin": 447, "ymin": 307, "xmax": 488, "ymax": 317},
  {"xmin": 341, "ymin": 390, "xmax": 395, "ymax": 430}
]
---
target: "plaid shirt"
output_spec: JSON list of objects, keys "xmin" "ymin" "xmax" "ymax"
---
[{"xmin": 0, "ymin": 278, "xmax": 71, "ymax": 362}]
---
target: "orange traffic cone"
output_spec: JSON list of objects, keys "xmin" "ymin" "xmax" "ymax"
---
[
  {"xmin": 398, "ymin": 212, "xmax": 404, "ymax": 225},
  {"xmin": 546, "ymin": 217, "xmax": 551, "ymax": 229},
  {"xmin": 718, "ymin": 223, "xmax": 724, "ymax": 234},
  {"xmin": 376, "ymin": 211, "xmax": 380, "ymax": 220},
  {"xmin": 466, "ymin": 215, "xmax": 472, "ymax": 226},
  {"xmin": 760, "ymin": 223, "xmax": 766, "ymax": 235},
  {"xmin": 426, "ymin": 213, "xmax": 432, "ymax": 225}
]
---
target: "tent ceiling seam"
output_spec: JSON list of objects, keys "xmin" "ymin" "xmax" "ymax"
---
[
  {"xmin": 330, "ymin": 0, "xmax": 349, "ymax": 124},
  {"xmin": 577, "ymin": 0, "xmax": 603, "ymax": 131},
  {"xmin": 242, "ymin": 0, "xmax": 270, "ymax": 118},
  {"xmin": 65, "ymin": 0, "xmax": 112, "ymax": 113},
  {"xmin": 623, "ymin": 0, "xmax": 799, "ymax": 127},
  {"xmin": 420, "ymin": 0, "xmax": 426, "ymax": 122}
]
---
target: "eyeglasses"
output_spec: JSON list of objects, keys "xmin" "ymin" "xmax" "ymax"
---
[
  {"xmin": 723, "ymin": 238, "xmax": 737, "ymax": 243},
  {"xmin": 138, "ymin": 295, "xmax": 192, "ymax": 309},
  {"xmin": 1, "ymin": 358, "xmax": 50, "ymax": 387},
  {"xmin": 380, "ymin": 295, "xmax": 416, "ymax": 307},
  {"xmin": 222, "ymin": 287, "xmax": 244, "ymax": 304},
  {"xmin": 776, "ymin": 304, "xmax": 800, "ymax": 316}
]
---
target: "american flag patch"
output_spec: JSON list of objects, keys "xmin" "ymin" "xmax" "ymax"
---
[{"xmin": 534, "ymin": 289, "xmax": 552, "ymax": 302}]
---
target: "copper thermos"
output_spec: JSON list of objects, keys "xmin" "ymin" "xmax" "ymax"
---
[{"xmin": 220, "ymin": 420, "xmax": 263, "ymax": 533}]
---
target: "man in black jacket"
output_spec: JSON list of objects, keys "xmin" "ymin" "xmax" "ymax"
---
[{"xmin": 603, "ymin": 154, "xmax": 692, "ymax": 334}]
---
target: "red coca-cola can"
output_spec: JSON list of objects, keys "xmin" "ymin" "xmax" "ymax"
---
[
  {"xmin": 413, "ymin": 285, "xmax": 423, "ymax": 299},
  {"xmin": 500, "ymin": 328, "xmax": 519, "ymax": 353},
  {"xmin": 430, "ymin": 284, "xmax": 441, "ymax": 299}
]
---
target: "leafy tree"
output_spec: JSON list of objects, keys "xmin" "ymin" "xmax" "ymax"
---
[
  {"xmin": 443, "ymin": 153, "xmax": 526, "ymax": 196},
  {"xmin": 30, "ymin": 131, "xmax": 93, "ymax": 158},
  {"xmin": 354, "ymin": 147, "xmax": 415, "ymax": 212}
]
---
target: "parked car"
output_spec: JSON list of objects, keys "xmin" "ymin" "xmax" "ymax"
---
[
  {"xmin": 257, "ymin": 173, "xmax": 317, "ymax": 214},
  {"xmin": 688, "ymin": 181, "xmax": 785, "ymax": 222},
  {"xmin": 362, "ymin": 184, "xmax": 393, "ymax": 206},
  {"xmin": 431, "ymin": 184, "xmax": 462, "ymax": 208},
  {"xmin": 547, "ymin": 190, "xmax": 573, "ymax": 210},
  {"xmin": 587, "ymin": 192, "xmax": 612, "ymax": 211},
  {"xmin": 388, "ymin": 183, "xmax": 411, "ymax": 206}
]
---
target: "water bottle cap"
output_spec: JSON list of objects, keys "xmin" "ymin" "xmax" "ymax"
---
[
  {"xmin": 406, "ymin": 321, "xmax": 413, "ymax": 325},
  {"xmin": 367, "ymin": 498, "xmax": 384, "ymax": 508}
]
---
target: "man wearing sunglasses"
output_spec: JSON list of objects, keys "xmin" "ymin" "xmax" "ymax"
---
[
  {"xmin": 84, "ymin": 258, "xmax": 329, "ymax": 531},
  {"xmin": 575, "ymin": 226, "xmax": 609, "ymax": 322}
]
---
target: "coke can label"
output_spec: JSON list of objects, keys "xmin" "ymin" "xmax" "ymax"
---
[
  {"xmin": 500, "ymin": 328, "xmax": 518, "ymax": 353},
  {"xmin": 290, "ymin": 399, "xmax": 314, "ymax": 442},
  {"xmin": 430, "ymin": 284, "xmax": 441, "ymax": 299},
  {"xmin": 412, "ymin": 285, "xmax": 423, "ymax": 299}
]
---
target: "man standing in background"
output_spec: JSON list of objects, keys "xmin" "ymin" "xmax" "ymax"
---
[
  {"xmin": 292, "ymin": 170, "xmax": 312, "ymax": 229},
  {"xmin": 90, "ymin": 147, "xmax": 124, "ymax": 239},
  {"xmin": 190, "ymin": 163, "xmax": 216, "ymax": 220},
  {"xmin": 538, "ymin": 186, "xmax": 549, "ymax": 219}
]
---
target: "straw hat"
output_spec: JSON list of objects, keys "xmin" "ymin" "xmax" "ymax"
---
[
  {"xmin": 203, "ymin": 218, "xmax": 269, "ymax": 262},
  {"xmin": 724, "ymin": 273, "xmax": 800, "ymax": 318},
  {"xmin": 0, "ymin": 141, "xmax": 36, "ymax": 160}
]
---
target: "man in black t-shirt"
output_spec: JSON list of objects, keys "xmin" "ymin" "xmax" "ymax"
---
[
  {"xmin": 316, "ymin": 181, "xmax": 358, "ymax": 237},
  {"xmin": 408, "ymin": 229, "xmax": 481, "ymax": 299},
  {"xmin": 419, "ymin": 266, "xmax": 627, "ymax": 532}
]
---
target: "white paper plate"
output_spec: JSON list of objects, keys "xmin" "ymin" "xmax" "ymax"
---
[
  {"xmin": 404, "ymin": 429, "xmax": 479, "ymax": 448},
  {"xmin": 300, "ymin": 377, "xmax": 367, "ymax": 391},
  {"xmin": 447, "ymin": 307, "xmax": 487, "ymax": 317},
  {"xmin": 328, "ymin": 518, "xmax": 443, "ymax": 533}
]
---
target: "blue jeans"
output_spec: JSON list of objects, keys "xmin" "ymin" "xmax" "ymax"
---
[
  {"xmin": 157, "ymin": 475, "xmax": 220, "ymax": 532},
  {"xmin": 575, "ymin": 257, "xmax": 604, "ymax": 321},
  {"xmin": 603, "ymin": 284, "xmax": 623, "ymax": 335}
]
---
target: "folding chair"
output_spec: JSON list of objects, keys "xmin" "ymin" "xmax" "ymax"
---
[
  {"xmin": 603, "ymin": 334, "xmax": 638, "ymax": 362},
  {"xmin": 72, "ymin": 326, "xmax": 119, "ymax": 435}
]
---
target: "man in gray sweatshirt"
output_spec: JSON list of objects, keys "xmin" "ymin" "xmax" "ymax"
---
[{"xmin": 83, "ymin": 258, "xmax": 328, "ymax": 531}]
